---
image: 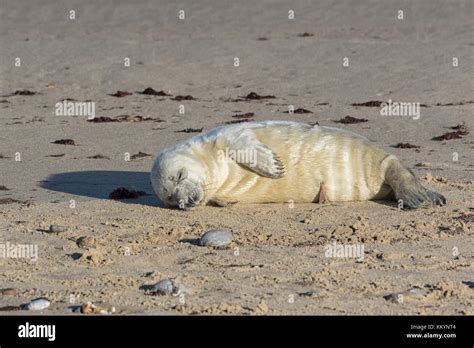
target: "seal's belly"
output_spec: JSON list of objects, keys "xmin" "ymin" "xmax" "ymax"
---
[{"xmin": 212, "ymin": 126, "xmax": 393, "ymax": 203}]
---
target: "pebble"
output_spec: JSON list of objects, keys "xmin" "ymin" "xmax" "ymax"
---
[
  {"xmin": 142, "ymin": 271, "xmax": 154, "ymax": 278},
  {"xmin": 79, "ymin": 302, "xmax": 115, "ymax": 314},
  {"xmin": 199, "ymin": 229, "xmax": 233, "ymax": 247},
  {"xmin": 0, "ymin": 288, "xmax": 17, "ymax": 296},
  {"xmin": 151, "ymin": 279, "xmax": 186, "ymax": 296},
  {"xmin": 49, "ymin": 224, "xmax": 68, "ymax": 233},
  {"xmin": 384, "ymin": 287, "xmax": 424, "ymax": 303},
  {"xmin": 23, "ymin": 297, "xmax": 50, "ymax": 310},
  {"xmin": 254, "ymin": 299, "xmax": 269, "ymax": 314},
  {"xmin": 415, "ymin": 162, "xmax": 432, "ymax": 168}
]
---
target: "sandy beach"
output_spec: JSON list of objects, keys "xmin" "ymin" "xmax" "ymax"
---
[{"xmin": 0, "ymin": 0, "xmax": 472, "ymax": 315}]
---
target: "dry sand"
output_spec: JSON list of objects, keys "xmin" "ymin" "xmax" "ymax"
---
[{"xmin": 0, "ymin": 0, "xmax": 473, "ymax": 315}]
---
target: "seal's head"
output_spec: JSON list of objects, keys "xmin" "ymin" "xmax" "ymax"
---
[{"xmin": 150, "ymin": 149, "xmax": 205, "ymax": 210}]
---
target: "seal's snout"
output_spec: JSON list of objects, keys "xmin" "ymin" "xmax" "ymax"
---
[
  {"xmin": 172, "ymin": 181, "xmax": 204, "ymax": 210},
  {"xmin": 176, "ymin": 196, "xmax": 198, "ymax": 211}
]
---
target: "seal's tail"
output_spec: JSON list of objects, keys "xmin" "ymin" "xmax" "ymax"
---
[{"xmin": 383, "ymin": 156, "xmax": 447, "ymax": 209}]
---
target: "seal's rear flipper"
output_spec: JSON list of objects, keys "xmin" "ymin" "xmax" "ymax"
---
[
  {"xmin": 383, "ymin": 156, "xmax": 447, "ymax": 209},
  {"xmin": 229, "ymin": 133, "xmax": 286, "ymax": 178}
]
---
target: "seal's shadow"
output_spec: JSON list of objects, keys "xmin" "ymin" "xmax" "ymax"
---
[{"xmin": 40, "ymin": 170, "xmax": 163, "ymax": 207}]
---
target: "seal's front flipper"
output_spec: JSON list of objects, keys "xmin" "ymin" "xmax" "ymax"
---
[
  {"xmin": 208, "ymin": 199, "xmax": 239, "ymax": 207},
  {"xmin": 242, "ymin": 144, "xmax": 286, "ymax": 178},
  {"xmin": 229, "ymin": 133, "xmax": 285, "ymax": 178}
]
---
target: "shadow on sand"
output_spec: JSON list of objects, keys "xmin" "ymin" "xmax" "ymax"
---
[{"xmin": 40, "ymin": 170, "xmax": 163, "ymax": 207}]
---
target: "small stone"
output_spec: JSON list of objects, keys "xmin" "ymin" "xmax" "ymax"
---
[
  {"xmin": 23, "ymin": 297, "xmax": 50, "ymax": 310},
  {"xmin": 254, "ymin": 299, "xmax": 268, "ymax": 314},
  {"xmin": 384, "ymin": 287, "xmax": 424, "ymax": 303},
  {"xmin": 0, "ymin": 288, "xmax": 17, "ymax": 296},
  {"xmin": 407, "ymin": 287, "xmax": 422, "ymax": 295},
  {"xmin": 151, "ymin": 279, "xmax": 172, "ymax": 295},
  {"xmin": 49, "ymin": 224, "xmax": 68, "ymax": 233},
  {"xmin": 81, "ymin": 302, "xmax": 96, "ymax": 314},
  {"xmin": 199, "ymin": 229, "xmax": 233, "ymax": 247},
  {"xmin": 415, "ymin": 162, "xmax": 431, "ymax": 168},
  {"xmin": 80, "ymin": 302, "xmax": 115, "ymax": 314},
  {"xmin": 150, "ymin": 279, "xmax": 186, "ymax": 296}
]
